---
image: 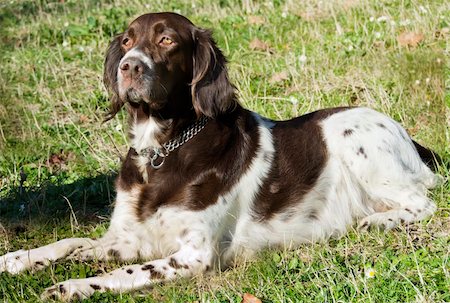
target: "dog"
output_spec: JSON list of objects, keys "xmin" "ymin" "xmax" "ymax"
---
[{"xmin": 0, "ymin": 12, "xmax": 440, "ymax": 301}]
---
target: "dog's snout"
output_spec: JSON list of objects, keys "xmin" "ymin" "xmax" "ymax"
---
[{"xmin": 120, "ymin": 58, "xmax": 145, "ymax": 78}]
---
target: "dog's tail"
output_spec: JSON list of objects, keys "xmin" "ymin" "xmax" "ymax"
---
[{"xmin": 413, "ymin": 140, "xmax": 443, "ymax": 172}]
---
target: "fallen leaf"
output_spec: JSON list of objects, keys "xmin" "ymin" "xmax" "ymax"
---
[
  {"xmin": 269, "ymin": 71, "xmax": 289, "ymax": 84},
  {"xmin": 249, "ymin": 38, "xmax": 270, "ymax": 51},
  {"xmin": 241, "ymin": 293, "xmax": 262, "ymax": 303},
  {"xmin": 397, "ymin": 31, "xmax": 424, "ymax": 47},
  {"xmin": 248, "ymin": 15, "xmax": 265, "ymax": 25},
  {"xmin": 47, "ymin": 153, "xmax": 64, "ymax": 166},
  {"xmin": 79, "ymin": 114, "xmax": 89, "ymax": 123},
  {"xmin": 46, "ymin": 150, "xmax": 75, "ymax": 170}
]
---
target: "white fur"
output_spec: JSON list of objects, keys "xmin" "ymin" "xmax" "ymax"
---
[
  {"xmin": 321, "ymin": 108, "xmax": 438, "ymax": 227},
  {"xmin": 130, "ymin": 116, "xmax": 164, "ymax": 152},
  {"xmin": 129, "ymin": 115, "xmax": 169, "ymax": 182},
  {"xmin": 0, "ymin": 108, "xmax": 439, "ymax": 301}
]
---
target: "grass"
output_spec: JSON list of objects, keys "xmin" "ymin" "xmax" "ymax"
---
[{"xmin": 0, "ymin": 0, "xmax": 449, "ymax": 302}]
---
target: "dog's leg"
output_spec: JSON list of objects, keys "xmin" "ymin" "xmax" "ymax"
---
[
  {"xmin": 1, "ymin": 189, "xmax": 152, "ymax": 274},
  {"xmin": 0, "ymin": 238, "xmax": 98, "ymax": 274},
  {"xmin": 0, "ymin": 229, "xmax": 153, "ymax": 274},
  {"xmin": 1, "ymin": 233, "xmax": 152, "ymax": 274},
  {"xmin": 358, "ymin": 184, "xmax": 437, "ymax": 230},
  {"xmin": 41, "ymin": 245, "xmax": 213, "ymax": 301}
]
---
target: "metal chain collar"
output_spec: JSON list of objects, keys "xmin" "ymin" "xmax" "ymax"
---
[{"xmin": 139, "ymin": 116, "xmax": 209, "ymax": 169}]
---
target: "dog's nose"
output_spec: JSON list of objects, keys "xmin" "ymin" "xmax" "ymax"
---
[{"xmin": 120, "ymin": 58, "xmax": 144, "ymax": 78}]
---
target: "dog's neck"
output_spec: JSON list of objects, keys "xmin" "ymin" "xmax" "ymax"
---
[{"xmin": 127, "ymin": 102, "xmax": 198, "ymax": 154}]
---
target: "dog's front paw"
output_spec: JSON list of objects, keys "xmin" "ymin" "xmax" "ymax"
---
[
  {"xmin": 0, "ymin": 250, "xmax": 35, "ymax": 274},
  {"xmin": 41, "ymin": 280, "xmax": 97, "ymax": 301}
]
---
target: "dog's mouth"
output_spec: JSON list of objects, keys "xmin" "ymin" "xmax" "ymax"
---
[
  {"xmin": 122, "ymin": 85, "xmax": 166, "ymax": 111},
  {"xmin": 125, "ymin": 87, "xmax": 144, "ymax": 103}
]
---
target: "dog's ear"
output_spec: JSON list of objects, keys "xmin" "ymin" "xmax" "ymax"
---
[
  {"xmin": 191, "ymin": 29, "xmax": 237, "ymax": 118},
  {"xmin": 103, "ymin": 34, "xmax": 124, "ymax": 121}
]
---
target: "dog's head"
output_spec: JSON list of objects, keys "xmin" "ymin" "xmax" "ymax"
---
[{"xmin": 104, "ymin": 12, "xmax": 237, "ymax": 120}]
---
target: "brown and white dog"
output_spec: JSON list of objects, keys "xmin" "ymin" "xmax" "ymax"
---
[{"xmin": 0, "ymin": 12, "xmax": 440, "ymax": 301}]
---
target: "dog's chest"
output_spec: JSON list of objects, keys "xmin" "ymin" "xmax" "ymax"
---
[
  {"xmin": 110, "ymin": 191, "xmax": 189, "ymax": 256},
  {"xmin": 143, "ymin": 208, "xmax": 194, "ymax": 256},
  {"xmin": 139, "ymin": 198, "xmax": 237, "ymax": 258}
]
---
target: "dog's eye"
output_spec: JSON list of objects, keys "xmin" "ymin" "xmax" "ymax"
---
[
  {"xmin": 122, "ymin": 37, "xmax": 132, "ymax": 48},
  {"xmin": 160, "ymin": 37, "xmax": 174, "ymax": 46}
]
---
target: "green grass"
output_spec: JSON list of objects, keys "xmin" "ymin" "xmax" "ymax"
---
[{"xmin": 0, "ymin": 0, "xmax": 449, "ymax": 302}]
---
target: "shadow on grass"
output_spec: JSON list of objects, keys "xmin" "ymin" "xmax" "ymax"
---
[{"xmin": 0, "ymin": 174, "xmax": 116, "ymax": 232}]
